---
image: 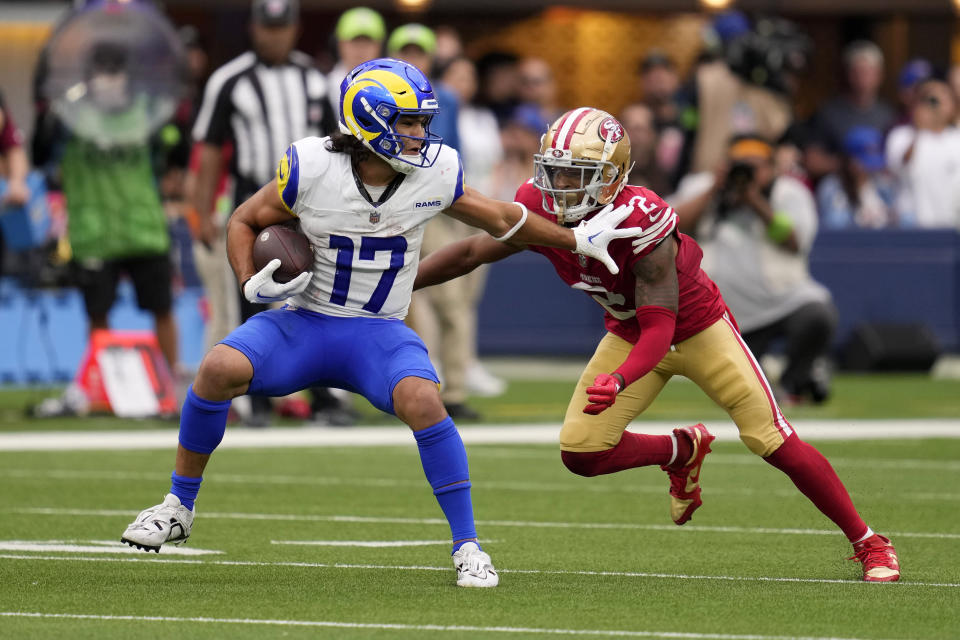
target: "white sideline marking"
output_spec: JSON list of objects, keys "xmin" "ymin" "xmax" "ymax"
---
[
  {"xmin": 1, "ymin": 419, "xmax": 958, "ymax": 451},
  {"xmin": 0, "ymin": 612, "xmax": 874, "ymax": 640},
  {"xmin": 0, "ymin": 540, "xmax": 221, "ymax": 556},
  {"xmin": 270, "ymin": 539, "xmax": 455, "ymax": 548},
  {"xmin": 3, "ymin": 467, "xmax": 959, "ymax": 502},
  {"xmin": 14, "ymin": 507, "xmax": 960, "ymax": 540},
  {"xmin": 0, "ymin": 554, "xmax": 956, "ymax": 590}
]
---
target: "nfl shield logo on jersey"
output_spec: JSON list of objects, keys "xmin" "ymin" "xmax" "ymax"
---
[
  {"xmin": 369, "ymin": 209, "xmax": 381, "ymax": 224},
  {"xmin": 578, "ymin": 254, "xmax": 588, "ymax": 267}
]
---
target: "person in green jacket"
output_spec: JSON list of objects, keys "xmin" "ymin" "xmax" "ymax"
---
[{"xmin": 33, "ymin": 39, "xmax": 179, "ymax": 374}]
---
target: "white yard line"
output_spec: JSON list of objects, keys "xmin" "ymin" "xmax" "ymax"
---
[
  {"xmin": 0, "ymin": 611, "xmax": 880, "ymax": 640},
  {"xmin": 13, "ymin": 507, "xmax": 960, "ymax": 541},
  {"xmin": 0, "ymin": 540, "xmax": 220, "ymax": 555},
  {"xmin": 0, "ymin": 555, "xmax": 955, "ymax": 590},
  {"xmin": 1, "ymin": 420, "xmax": 959, "ymax": 452}
]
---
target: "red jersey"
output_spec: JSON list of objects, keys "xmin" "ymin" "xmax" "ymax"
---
[
  {"xmin": 0, "ymin": 93, "xmax": 24, "ymax": 153},
  {"xmin": 515, "ymin": 181, "xmax": 728, "ymax": 345}
]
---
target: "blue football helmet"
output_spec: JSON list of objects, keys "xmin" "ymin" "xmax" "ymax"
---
[{"xmin": 339, "ymin": 58, "xmax": 443, "ymax": 173}]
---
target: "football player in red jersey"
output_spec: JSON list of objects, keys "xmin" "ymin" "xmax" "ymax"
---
[{"xmin": 414, "ymin": 107, "xmax": 900, "ymax": 582}]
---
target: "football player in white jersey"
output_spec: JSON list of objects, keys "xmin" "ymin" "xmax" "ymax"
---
[{"xmin": 120, "ymin": 58, "xmax": 641, "ymax": 588}]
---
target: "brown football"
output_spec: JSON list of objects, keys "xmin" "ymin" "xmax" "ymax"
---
[{"xmin": 252, "ymin": 223, "xmax": 313, "ymax": 284}]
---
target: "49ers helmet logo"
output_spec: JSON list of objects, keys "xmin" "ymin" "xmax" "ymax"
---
[{"xmin": 599, "ymin": 117, "xmax": 624, "ymax": 142}]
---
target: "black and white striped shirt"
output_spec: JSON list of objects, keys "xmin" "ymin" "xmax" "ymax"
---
[{"xmin": 192, "ymin": 50, "xmax": 335, "ymax": 200}]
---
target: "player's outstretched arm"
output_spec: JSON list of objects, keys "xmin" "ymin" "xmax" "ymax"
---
[
  {"xmin": 226, "ymin": 177, "xmax": 299, "ymax": 291},
  {"xmin": 444, "ymin": 186, "xmax": 569, "ymax": 246},
  {"xmin": 444, "ymin": 187, "xmax": 637, "ymax": 274},
  {"xmin": 584, "ymin": 239, "xmax": 680, "ymax": 415},
  {"xmin": 414, "ymin": 234, "xmax": 520, "ymax": 291}
]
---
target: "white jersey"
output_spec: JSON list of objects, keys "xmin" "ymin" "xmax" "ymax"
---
[{"xmin": 276, "ymin": 136, "xmax": 464, "ymax": 319}]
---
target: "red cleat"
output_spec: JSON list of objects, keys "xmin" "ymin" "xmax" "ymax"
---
[
  {"xmin": 850, "ymin": 534, "xmax": 900, "ymax": 582},
  {"xmin": 661, "ymin": 424, "xmax": 715, "ymax": 525}
]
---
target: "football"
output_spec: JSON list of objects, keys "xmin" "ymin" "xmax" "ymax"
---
[{"xmin": 252, "ymin": 223, "xmax": 313, "ymax": 284}]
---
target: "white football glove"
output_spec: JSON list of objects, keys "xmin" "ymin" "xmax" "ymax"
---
[
  {"xmin": 242, "ymin": 258, "xmax": 311, "ymax": 304},
  {"xmin": 572, "ymin": 202, "xmax": 640, "ymax": 275}
]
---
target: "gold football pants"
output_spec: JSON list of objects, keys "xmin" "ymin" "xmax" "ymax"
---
[{"xmin": 560, "ymin": 316, "xmax": 793, "ymax": 457}]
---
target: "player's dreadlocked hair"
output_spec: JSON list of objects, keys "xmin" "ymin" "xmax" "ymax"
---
[{"xmin": 325, "ymin": 131, "xmax": 372, "ymax": 165}]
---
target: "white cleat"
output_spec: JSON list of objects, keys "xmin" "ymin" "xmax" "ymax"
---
[
  {"xmin": 453, "ymin": 541, "xmax": 499, "ymax": 587},
  {"xmin": 121, "ymin": 493, "xmax": 194, "ymax": 553}
]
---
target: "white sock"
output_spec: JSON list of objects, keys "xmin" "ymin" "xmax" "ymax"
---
[
  {"xmin": 666, "ymin": 434, "xmax": 678, "ymax": 466},
  {"xmin": 854, "ymin": 527, "xmax": 875, "ymax": 544}
]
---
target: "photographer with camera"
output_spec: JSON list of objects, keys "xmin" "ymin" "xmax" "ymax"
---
[
  {"xmin": 885, "ymin": 78, "xmax": 960, "ymax": 229},
  {"xmin": 689, "ymin": 14, "xmax": 809, "ymax": 175},
  {"xmin": 671, "ymin": 135, "xmax": 835, "ymax": 404}
]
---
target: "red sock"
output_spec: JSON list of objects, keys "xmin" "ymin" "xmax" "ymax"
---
[
  {"xmin": 561, "ymin": 432, "xmax": 675, "ymax": 477},
  {"xmin": 764, "ymin": 434, "xmax": 869, "ymax": 542}
]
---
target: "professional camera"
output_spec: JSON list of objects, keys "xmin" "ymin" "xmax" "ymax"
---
[
  {"xmin": 716, "ymin": 161, "xmax": 757, "ymax": 218},
  {"xmin": 726, "ymin": 161, "xmax": 755, "ymax": 191},
  {"xmin": 724, "ymin": 17, "xmax": 812, "ymax": 94}
]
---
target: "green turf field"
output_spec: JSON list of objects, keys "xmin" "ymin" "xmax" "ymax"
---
[
  {"xmin": 1, "ymin": 371, "xmax": 958, "ymax": 639},
  {"xmin": 1, "ymin": 432, "xmax": 958, "ymax": 637}
]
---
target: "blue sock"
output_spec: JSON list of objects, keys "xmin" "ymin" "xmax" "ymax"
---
[
  {"xmin": 178, "ymin": 385, "xmax": 230, "ymax": 455},
  {"xmin": 451, "ymin": 539, "xmax": 479, "ymax": 553},
  {"xmin": 170, "ymin": 471, "xmax": 202, "ymax": 511},
  {"xmin": 413, "ymin": 417, "xmax": 478, "ymax": 550}
]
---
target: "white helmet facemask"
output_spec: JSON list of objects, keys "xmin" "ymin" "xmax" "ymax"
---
[
  {"xmin": 532, "ymin": 107, "xmax": 633, "ymax": 225},
  {"xmin": 533, "ymin": 153, "xmax": 621, "ymax": 225}
]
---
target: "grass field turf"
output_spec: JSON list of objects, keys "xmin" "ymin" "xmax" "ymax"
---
[
  {"xmin": 1, "ymin": 430, "xmax": 958, "ymax": 639},
  {"xmin": 1, "ymin": 371, "xmax": 958, "ymax": 638}
]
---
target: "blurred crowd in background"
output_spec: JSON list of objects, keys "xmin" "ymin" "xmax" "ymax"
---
[{"xmin": 0, "ymin": 0, "xmax": 958, "ymax": 422}]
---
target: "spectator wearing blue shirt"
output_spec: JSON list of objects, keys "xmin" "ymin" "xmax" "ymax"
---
[
  {"xmin": 817, "ymin": 126, "xmax": 898, "ymax": 229},
  {"xmin": 387, "ymin": 23, "xmax": 460, "ymax": 151}
]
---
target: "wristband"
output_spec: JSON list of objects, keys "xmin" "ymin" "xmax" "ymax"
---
[
  {"xmin": 766, "ymin": 211, "xmax": 794, "ymax": 243},
  {"xmin": 611, "ymin": 373, "xmax": 626, "ymax": 390},
  {"xmin": 494, "ymin": 202, "xmax": 528, "ymax": 242}
]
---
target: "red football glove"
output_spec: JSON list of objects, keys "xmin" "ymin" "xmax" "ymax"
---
[{"xmin": 583, "ymin": 373, "xmax": 622, "ymax": 415}]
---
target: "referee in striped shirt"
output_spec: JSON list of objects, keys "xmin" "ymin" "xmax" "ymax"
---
[
  {"xmin": 192, "ymin": 0, "xmax": 333, "ymax": 245},
  {"xmin": 190, "ymin": 0, "xmax": 338, "ymax": 425}
]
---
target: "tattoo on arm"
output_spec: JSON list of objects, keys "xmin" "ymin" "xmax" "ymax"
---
[{"xmin": 632, "ymin": 238, "xmax": 679, "ymax": 313}]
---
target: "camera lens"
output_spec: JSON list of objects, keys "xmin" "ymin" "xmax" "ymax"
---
[{"xmin": 728, "ymin": 162, "xmax": 755, "ymax": 187}]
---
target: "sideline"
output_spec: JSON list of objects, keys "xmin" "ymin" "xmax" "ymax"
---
[
  {"xmin": 0, "ymin": 419, "xmax": 960, "ymax": 451},
  {"xmin": 0, "ymin": 420, "xmax": 958, "ymax": 452}
]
